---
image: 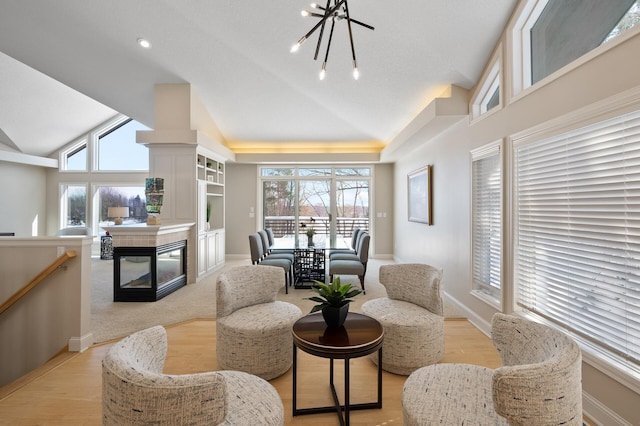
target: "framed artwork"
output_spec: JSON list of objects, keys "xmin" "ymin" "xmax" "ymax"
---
[{"xmin": 407, "ymin": 165, "xmax": 432, "ymax": 225}]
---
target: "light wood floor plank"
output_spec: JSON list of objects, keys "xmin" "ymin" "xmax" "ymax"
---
[{"xmin": 0, "ymin": 319, "xmax": 501, "ymax": 425}]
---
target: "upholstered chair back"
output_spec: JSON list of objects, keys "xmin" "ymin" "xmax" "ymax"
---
[
  {"xmin": 491, "ymin": 313, "xmax": 583, "ymax": 426},
  {"xmin": 356, "ymin": 232, "xmax": 370, "ymax": 263},
  {"xmin": 248, "ymin": 233, "xmax": 266, "ymax": 263},
  {"xmin": 102, "ymin": 326, "xmax": 226, "ymax": 425},
  {"xmin": 266, "ymin": 228, "xmax": 276, "ymax": 246},
  {"xmin": 379, "ymin": 263, "xmax": 443, "ymax": 316},
  {"xmin": 258, "ymin": 230, "xmax": 271, "ymax": 254},
  {"xmin": 216, "ymin": 265, "xmax": 284, "ymax": 318},
  {"xmin": 350, "ymin": 228, "xmax": 362, "ymax": 250}
]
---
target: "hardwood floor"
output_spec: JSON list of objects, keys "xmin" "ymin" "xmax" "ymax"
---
[{"xmin": 0, "ymin": 318, "xmax": 501, "ymax": 425}]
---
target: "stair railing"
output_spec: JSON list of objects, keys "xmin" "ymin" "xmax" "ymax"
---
[{"xmin": 0, "ymin": 250, "xmax": 77, "ymax": 316}]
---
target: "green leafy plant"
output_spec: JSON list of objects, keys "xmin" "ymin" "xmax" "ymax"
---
[
  {"xmin": 306, "ymin": 227, "xmax": 315, "ymax": 237},
  {"xmin": 305, "ymin": 277, "xmax": 362, "ymax": 313},
  {"xmin": 206, "ymin": 201, "xmax": 211, "ymax": 222}
]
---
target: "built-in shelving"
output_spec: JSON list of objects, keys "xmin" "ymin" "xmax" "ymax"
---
[{"xmin": 196, "ymin": 151, "xmax": 225, "ymax": 278}]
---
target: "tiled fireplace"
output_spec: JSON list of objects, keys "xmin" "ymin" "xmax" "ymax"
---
[{"xmin": 103, "ymin": 222, "xmax": 195, "ymax": 302}]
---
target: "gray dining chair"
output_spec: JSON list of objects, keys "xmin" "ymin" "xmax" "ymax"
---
[{"xmin": 249, "ymin": 232, "xmax": 293, "ymax": 292}]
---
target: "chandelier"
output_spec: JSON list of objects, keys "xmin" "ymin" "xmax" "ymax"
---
[{"xmin": 290, "ymin": 1, "xmax": 374, "ymax": 80}]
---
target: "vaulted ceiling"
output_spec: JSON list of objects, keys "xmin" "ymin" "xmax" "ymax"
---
[{"xmin": 0, "ymin": 0, "xmax": 516, "ymax": 159}]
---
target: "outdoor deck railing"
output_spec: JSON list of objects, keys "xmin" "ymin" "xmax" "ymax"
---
[{"xmin": 264, "ymin": 217, "xmax": 369, "ymax": 238}]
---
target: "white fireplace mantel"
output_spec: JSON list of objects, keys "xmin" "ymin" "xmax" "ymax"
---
[{"xmin": 103, "ymin": 222, "xmax": 195, "ymax": 248}]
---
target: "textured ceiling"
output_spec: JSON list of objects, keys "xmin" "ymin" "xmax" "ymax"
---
[{"xmin": 0, "ymin": 0, "xmax": 516, "ymax": 157}]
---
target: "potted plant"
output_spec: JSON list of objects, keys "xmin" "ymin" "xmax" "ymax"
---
[
  {"xmin": 305, "ymin": 277, "xmax": 362, "ymax": 328},
  {"xmin": 205, "ymin": 201, "xmax": 211, "ymax": 230},
  {"xmin": 306, "ymin": 227, "xmax": 315, "ymax": 246}
]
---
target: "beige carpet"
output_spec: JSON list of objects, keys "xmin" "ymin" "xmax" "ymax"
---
[{"xmin": 91, "ymin": 257, "xmax": 460, "ymax": 343}]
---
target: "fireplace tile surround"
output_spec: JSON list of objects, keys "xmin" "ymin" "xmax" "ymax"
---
[{"xmin": 103, "ymin": 222, "xmax": 196, "ymax": 301}]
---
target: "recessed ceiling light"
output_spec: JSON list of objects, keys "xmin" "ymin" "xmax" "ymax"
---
[{"xmin": 137, "ymin": 38, "xmax": 151, "ymax": 49}]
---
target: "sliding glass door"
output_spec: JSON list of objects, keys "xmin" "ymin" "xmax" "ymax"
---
[{"xmin": 261, "ymin": 166, "xmax": 370, "ymax": 247}]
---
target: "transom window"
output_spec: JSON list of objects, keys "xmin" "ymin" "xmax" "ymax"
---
[
  {"xmin": 513, "ymin": 0, "xmax": 640, "ymax": 95},
  {"xmin": 97, "ymin": 118, "xmax": 150, "ymax": 171}
]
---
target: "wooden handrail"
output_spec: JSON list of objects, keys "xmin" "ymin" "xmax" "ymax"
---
[{"xmin": 0, "ymin": 250, "xmax": 77, "ymax": 316}]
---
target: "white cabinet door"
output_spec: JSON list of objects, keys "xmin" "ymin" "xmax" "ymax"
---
[
  {"xmin": 215, "ymin": 230, "xmax": 225, "ymax": 265},
  {"xmin": 197, "ymin": 234, "xmax": 207, "ymax": 277},
  {"xmin": 206, "ymin": 232, "xmax": 217, "ymax": 271}
]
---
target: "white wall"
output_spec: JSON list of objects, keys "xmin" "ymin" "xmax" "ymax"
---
[
  {"xmin": 392, "ymin": 30, "xmax": 640, "ymax": 425},
  {"xmin": 0, "ymin": 161, "xmax": 47, "ymax": 236}
]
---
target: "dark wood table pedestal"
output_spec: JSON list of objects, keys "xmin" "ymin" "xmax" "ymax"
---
[{"xmin": 292, "ymin": 312, "xmax": 384, "ymax": 426}]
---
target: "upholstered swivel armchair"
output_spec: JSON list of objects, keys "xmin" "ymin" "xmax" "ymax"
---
[
  {"xmin": 402, "ymin": 313, "xmax": 583, "ymax": 425},
  {"xmin": 216, "ymin": 265, "xmax": 302, "ymax": 380},
  {"xmin": 360, "ymin": 263, "xmax": 444, "ymax": 374},
  {"xmin": 102, "ymin": 325, "xmax": 284, "ymax": 425}
]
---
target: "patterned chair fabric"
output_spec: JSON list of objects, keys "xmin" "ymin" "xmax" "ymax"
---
[
  {"xmin": 361, "ymin": 263, "xmax": 444, "ymax": 375},
  {"xmin": 402, "ymin": 313, "xmax": 583, "ymax": 425},
  {"xmin": 216, "ymin": 265, "xmax": 302, "ymax": 380},
  {"xmin": 102, "ymin": 325, "xmax": 284, "ymax": 425}
]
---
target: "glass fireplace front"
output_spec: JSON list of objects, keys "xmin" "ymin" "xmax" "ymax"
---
[{"xmin": 113, "ymin": 240, "xmax": 187, "ymax": 302}]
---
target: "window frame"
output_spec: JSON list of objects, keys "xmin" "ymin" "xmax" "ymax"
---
[
  {"xmin": 509, "ymin": 0, "xmax": 640, "ymax": 101},
  {"xmin": 470, "ymin": 45, "xmax": 503, "ymax": 122},
  {"xmin": 470, "ymin": 141, "xmax": 503, "ymax": 309},
  {"xmin": 59, "ymin": 137, "xmax": 88, "ymax": 171},
  {"xmin": 258, "ymin": 165, "xmax": 373, "ymax": 242},
  {"xmin": 59, "ymin": 183, "xmax": 88, "ymax": 229},
  {"xmin": 510, "ymin": 88, "xmax": 640, "ymax": 394}
]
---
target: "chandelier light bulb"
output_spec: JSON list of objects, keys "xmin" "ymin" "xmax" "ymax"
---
[
  {"xmin": 301, "ymin": 10, "xmax": 310, "ymax": 17},
  {"xmin": 290, "ymin": 36, "xmax": 307, "ymax": 53},
  {"xmin": 353, "ymin": 63, "xmax": 359, "ymax": 80},
  {"xmin": 310, "ymin": 3, "xmax": 318, "ymax": 8},
  {"xmin": 319, "ymin": 63, "xmax": 327, "ymax": 80},
  {"xmin": 137, "ymin": 38, "xmax": 151, "ymax": 49}
]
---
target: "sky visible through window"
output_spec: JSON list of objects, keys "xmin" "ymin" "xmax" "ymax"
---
[{"xmin": 98, "ymin": 120, "xmax": 150, "ymax": 170}]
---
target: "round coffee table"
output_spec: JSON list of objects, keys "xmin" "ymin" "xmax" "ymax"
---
[{"xmin": 292, "ymin": 312, "xmax": 384, "ymax": 426}]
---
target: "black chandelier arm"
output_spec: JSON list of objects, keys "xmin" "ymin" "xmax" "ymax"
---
[
  {"xmin": 343, "ymin": 0, "xmax": 357, "ymax": 63},
  {"xmin": 313, "ymin": 0, "xmax": 333, "ymax": 60},
  {"xmin": 323, "ymin": 16, "xmax": 337, "ymax": 64},
  {"xmin": 348, "ymin": 18, "xmax": 374, "ymax": 31},
  {"xmin": 297, "ymin": 0, "xmax": 346, "ymax": 47}
]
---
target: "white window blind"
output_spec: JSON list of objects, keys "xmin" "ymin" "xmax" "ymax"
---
[
  {"xmin": 515, "ymin": 109, "xmax": 640, "ymax": 367},
  {"xmin": 472, "ymin": 144, "xmax": 502, "ymax": 300}
]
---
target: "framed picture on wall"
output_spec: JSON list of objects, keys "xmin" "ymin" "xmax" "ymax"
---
[{"xmin": 407, "ymin": 165, "xmax": 432, "ymax": 225}]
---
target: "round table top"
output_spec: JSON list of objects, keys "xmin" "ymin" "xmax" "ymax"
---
[{"xmin": 292, "ymin": 312, "xmax": 384, "ymax": 359}]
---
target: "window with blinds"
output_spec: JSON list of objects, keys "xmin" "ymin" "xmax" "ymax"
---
[
  {"xmin": 515, "ymin": 109, "xmax": 640, "ymax": 370},
  {"xmin": 471, "ymin": 143, "xmax": 502, "ymax": 304}
]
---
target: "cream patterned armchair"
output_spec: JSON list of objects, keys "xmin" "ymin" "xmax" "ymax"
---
[
  {"xmin": 402, "ymin": 313, "xmax": 583, "ymax": 425},
  {"xmin": 361, "ymin": 263, "xmax": 444, "ymax": 374},
  {"xmin": 216, "ymin": 265, "xmax": 302, "ymax": 380},
  {"xmin": 102, "ymin": 325, "xmax": 284, "ymax": 425}
]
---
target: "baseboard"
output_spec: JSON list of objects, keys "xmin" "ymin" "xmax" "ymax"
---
[
  {"xmin": 68, "ymin": 332, "xmax": 94, "ymax": 352},
  {"xmin": 583, "ymin": 391, "xmax": 633, "ymax": 426},
  {"xmin": 442, "ymin": 291, "xmax": 492, "ymax": 336}
]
